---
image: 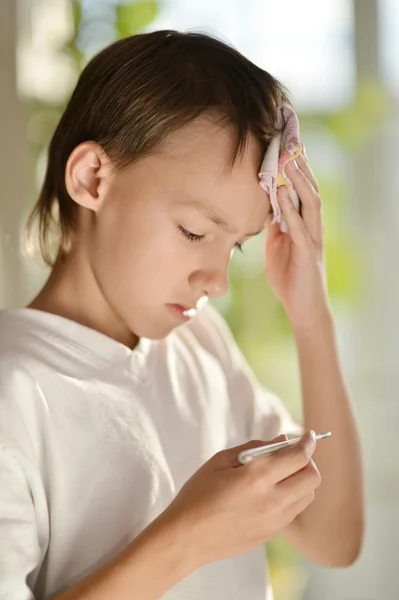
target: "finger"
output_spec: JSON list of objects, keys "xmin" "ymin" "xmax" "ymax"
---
[
  {"xmin": 265, "ymin": 217, "xmax": 283, "ymax": 246},
  {"xmin": 266, "ymin": 430, "xmax": 317, "ymax": 483},
  {"xmin": 276, "ymin": 462, "xmax": 320, "ymax": 512},
  {"xmin": 284, "ymin": 161, "xmax": 323, "ymax": 246},
  {"xmin": 270, "ymin": 434, "xmax": 288, "ymax": 444},
  {"xmin": 277, "ymin": 458, "xmax": 321, "ymax": 497},
  {"xmin": 283, "ymin": 491, "xmax": 316, "ymax": 525},
  {"xmin": 278, "ymin": 187, "xmax": 310, "ymax": 251},
  {"xmin": 296, "ymin": 150, "xmax": 319, "ymax": 193},
  {"xmin": 216, "ymin": 439, "xmax": 267, "ymax": 469}
]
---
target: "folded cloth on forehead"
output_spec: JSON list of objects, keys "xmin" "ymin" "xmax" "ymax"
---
[{"xmin": 259, "ymin": 105, "xmax": 303, "ymax": 233}]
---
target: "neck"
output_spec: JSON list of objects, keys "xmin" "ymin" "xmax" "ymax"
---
[{"xmin": 28, "ymin": 248, "xmax": 139, "ymax": 350}]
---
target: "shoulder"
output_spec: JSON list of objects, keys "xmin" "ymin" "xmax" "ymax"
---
[
  {"xmin": 0, "ymin": 309, "xmax": 53, "ymax": 389},
  {"xmin": 0, "ymin": 309, "xmax": 54, "ymax": 448},
  {"xmin": 0, "ymin": 309, "xmax": 39, "ymax": 382},
  {"xmin": 0, "ymin": 308, "xmax": 53, "ymax": 360}
]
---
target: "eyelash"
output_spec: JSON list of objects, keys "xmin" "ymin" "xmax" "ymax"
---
[{"xmin": 177, "ymin": 225, "xmax": 244, "ymax": 253}]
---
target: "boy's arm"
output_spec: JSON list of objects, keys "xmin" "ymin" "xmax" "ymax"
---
[
  {"xmin": 55, "ymin": 511, "xmax": 192, "ymax": 600},
  {"xmin": 282, "ymin": 312, "xmax": 364, "ymax": 566},
  {"xmin": 263, "ymin": 155, "xmax": 364, "ymax": 567}
]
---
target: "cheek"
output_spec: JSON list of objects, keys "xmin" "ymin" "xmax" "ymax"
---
[{"xmin": 90, "ymin": 207, "xmax": 190, "ymax": 305}]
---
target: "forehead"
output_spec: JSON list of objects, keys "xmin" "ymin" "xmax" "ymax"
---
[
  {"xmin": 155, "ymin": 116, "xmax": 270, "ymax": 230},
  {"xmin": 159, "ymin": 114, "xmax": 262, "ymax": 176}
]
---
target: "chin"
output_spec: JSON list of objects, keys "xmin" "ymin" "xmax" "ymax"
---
[{"xmin": 127, "ymin": 315, "xmax": 179, "ymax": 341}]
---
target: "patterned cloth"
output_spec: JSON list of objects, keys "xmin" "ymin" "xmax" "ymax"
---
[{"xmin": 259, "ymin": 105, "xmax": 303, "ymax": 232}]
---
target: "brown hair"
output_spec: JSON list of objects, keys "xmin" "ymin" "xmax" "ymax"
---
[{"xmin": 26, "ymin": 30, "xmax": 290, "ymax": 265}]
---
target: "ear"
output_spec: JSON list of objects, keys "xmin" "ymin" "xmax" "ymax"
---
[{"xmin": 65, "ymin": 141, "xmax": 112, "ymax": 212}]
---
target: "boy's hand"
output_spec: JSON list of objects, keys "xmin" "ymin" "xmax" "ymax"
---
[
  {"xmin": 265, "ymin": 151, "xmax": 331, "ymax": 332},
  {"xmin": 162, "ymin": 431, "xmax": 320, "ymax": 570}
]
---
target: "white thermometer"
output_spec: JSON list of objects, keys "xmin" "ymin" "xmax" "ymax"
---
[{"xmin": 238, "ymin": 432, "xmax": 332, "ymax": 465}]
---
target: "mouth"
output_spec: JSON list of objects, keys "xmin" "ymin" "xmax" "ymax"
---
[
  {"xmin": 166, "ymin": 297, "xmax": 208, "ymax": 322},
  {"xmin": 176, "ymin": 304, "xmax": 198, "ymax": 316},
  {"xmin": 166, "ymin": 304, "xmax": 197, "ymax": 322}
]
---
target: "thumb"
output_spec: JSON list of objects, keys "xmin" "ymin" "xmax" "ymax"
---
[{"xmin": 270, "ymin": 433, "xmax": 289, "ymax": 444}]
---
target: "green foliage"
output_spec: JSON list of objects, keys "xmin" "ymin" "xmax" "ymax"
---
[
  {"xmin": 64, "ymin": 0, "xmax": 84, "ymax": 71},
  {"xmin": 300, "ymin": 77, "xmax": 391, "ymax": 151},
  {"xmin": 116, "ymin": 1, "xmax": 158, "ymax": 38}
]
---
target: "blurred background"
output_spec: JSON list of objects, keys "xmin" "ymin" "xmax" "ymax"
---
[{"xmin": 0, "ymin": 0, "xmax": 398, "ymax": 598}]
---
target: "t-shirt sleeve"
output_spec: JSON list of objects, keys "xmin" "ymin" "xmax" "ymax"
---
[
  {"xmin": 194, "ymin": 304, "xmax": 303, "ymax": 443},
  {"xmin": 0, "ymin": 443, "xmax": 41, "ymax": 599},
  {"xmin": 0, "ymin": 374, "xmax": 46, "ymax": 600}
]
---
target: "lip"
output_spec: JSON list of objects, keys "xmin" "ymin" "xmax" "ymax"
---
[{"xmin": 166, "ymin": 303, "xmax": 197, "ymax": 322}]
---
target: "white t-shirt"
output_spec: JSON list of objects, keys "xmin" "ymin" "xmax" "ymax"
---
[{"xmin": 0, "ymin": 305, "xmax": 300, "ymax": 600}]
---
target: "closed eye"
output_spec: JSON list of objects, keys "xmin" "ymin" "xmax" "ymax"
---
[
  {"xmin": 177, "ymin": 225, "xmax": 205, "ymax": 243},
  {"xmin": 177, "ymin": 225, "xmax": 246, "ymax": 253}
]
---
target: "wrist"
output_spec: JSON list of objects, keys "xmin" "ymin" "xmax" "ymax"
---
[
  {"xmin": 291, "ymin": 306, "xmax": 335, "ymax": 342},
  {"xmin": 133, "ymin": 509, "xmax": 197, "ymax": 589}
]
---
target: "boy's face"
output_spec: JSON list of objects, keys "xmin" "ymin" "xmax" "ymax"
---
[{"xmin": 82, "ymin": 116, "xmax": 271, "ymax": 340}]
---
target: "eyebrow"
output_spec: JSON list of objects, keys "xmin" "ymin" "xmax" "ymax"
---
[{"xmin": 185, "ymin": 201, "xmax": 266, "ymax": 238}]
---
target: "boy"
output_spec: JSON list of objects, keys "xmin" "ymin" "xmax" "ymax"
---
[{"xmin": 0, "ymin": 30, "xmax": 363, "ymax": 599}]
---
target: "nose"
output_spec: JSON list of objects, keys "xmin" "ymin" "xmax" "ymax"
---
[{"xmin": 189, "ymin": 264, "xmax": 229, "ymax": 299}]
